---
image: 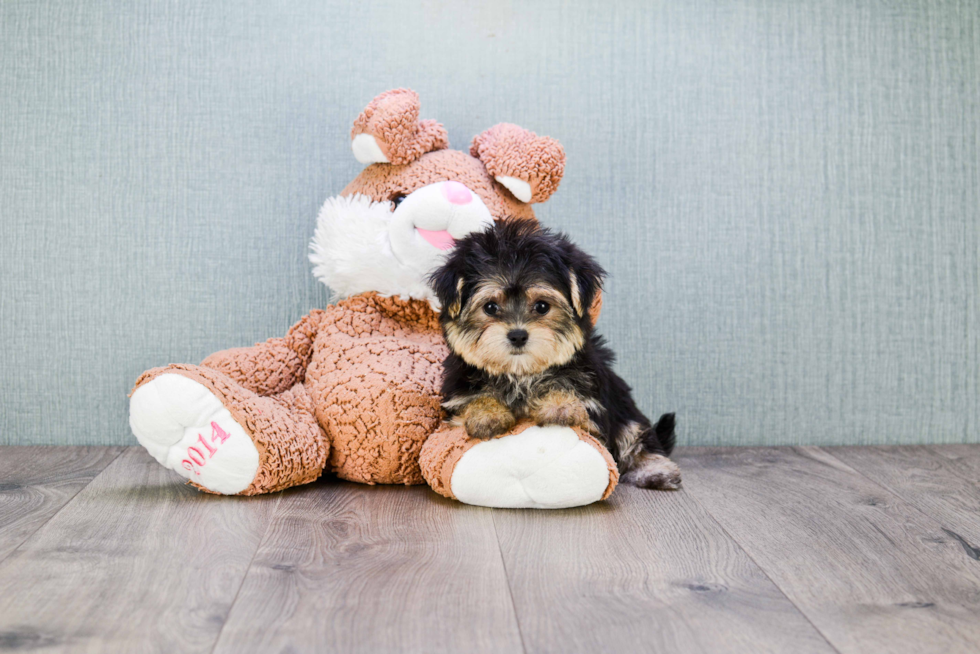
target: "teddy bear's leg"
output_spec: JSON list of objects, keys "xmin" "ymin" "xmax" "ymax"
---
[
  {"xmin": 419, "ymin": 420, "xmax": 618, "ymax": 509},
  {"xmin": 129, "ymin": 364, "xmax": 328, "ymax": 495}
]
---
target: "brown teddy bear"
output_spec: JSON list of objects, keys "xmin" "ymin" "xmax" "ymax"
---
[{"xmin": 129, "ymin": 89, "xmax": 618, "ymax": 508}]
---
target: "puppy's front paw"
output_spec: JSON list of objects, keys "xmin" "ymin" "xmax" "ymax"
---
[
  {"xmin": 462, "ymin": 397, "xmax": 516, "ymax": 440},
  {"xmin": 533, "ymin": 391, "xmax": 590, "ymax": 429},
  {"xmin": 621, "ymin": 453, "xmax": 682, "ymax": 490}
]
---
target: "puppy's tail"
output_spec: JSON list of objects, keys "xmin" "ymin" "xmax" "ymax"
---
[{"xmin": 642, "ymin": 413, "xmax": 676, "ymax": 457}]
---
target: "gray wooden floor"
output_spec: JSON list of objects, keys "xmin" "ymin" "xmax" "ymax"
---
[{"xmin": 1, "ymin": 446, "xmax": 979, "ymax": 653}]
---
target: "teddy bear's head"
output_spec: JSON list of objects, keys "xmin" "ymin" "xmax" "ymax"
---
[{"xmin": 310, "ymin": 88, "xmax": 566, "ymax": 308}]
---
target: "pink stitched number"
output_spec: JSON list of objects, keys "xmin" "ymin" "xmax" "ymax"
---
[
  {"xmin": 198, "ymin": 433, "xmax": 217, "ymax": 457},
  {"xmin": 182, "ymin": 422, "xmax": 233, "ymax": 476},
  {"xmin": 211, "ymin": 421, "xmax": 231, "ymax": 444},
  {"xmin": 187, "ymin": 447, "xmax": 206, "ymax": 466}
]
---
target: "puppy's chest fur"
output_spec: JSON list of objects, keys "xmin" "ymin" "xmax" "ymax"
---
[{"xmin": 449, "ymin": 358, "xmax": 598, "ymax": 419}]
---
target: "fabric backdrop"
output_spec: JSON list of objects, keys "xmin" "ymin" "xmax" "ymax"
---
[{"xmin": 2, "ymin": 0, "xmax": 978, "ymax": 446}]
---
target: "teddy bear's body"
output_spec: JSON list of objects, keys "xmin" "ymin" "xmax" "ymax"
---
[
  {"xmin": 298, "ymin": 293, "xmax": 445, "ymax": 485},
  {"xmin": 129, "ymin": 89, "xmax": 619, "ymax": 508}
]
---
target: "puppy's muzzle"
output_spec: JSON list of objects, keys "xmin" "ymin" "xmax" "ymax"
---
[{"xmin": 507, "ymin": 328, "xmax": 529, "ymax": 348}]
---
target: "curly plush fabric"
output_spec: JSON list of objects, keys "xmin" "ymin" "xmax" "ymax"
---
[
  {"xmin": 201, "ymin": 310, "xmax": 324, "ymax": 396},
  {"xmin": 351, "ymin": 88, "xmax": 449, "ymax": 165},
  {"xmin": 470, "ymin": 123, "xmax": 566, "ymax": 203},
  {"xmin": 306, "ymin": 293, "xmax": 447, "ymax": 484}
]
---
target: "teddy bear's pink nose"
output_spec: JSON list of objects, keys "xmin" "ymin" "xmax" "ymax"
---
[{"xmin": 442, "ymin": 181, "xmax": 473, "ymax": 205}]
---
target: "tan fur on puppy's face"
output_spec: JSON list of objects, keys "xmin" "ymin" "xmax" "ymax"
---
[{"xmin": 445, "ymin": 280, "xmax": 585, "ymax": 376}]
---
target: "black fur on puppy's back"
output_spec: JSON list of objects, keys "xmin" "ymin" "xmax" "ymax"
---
[{"xmin": 579, "ymin": 332, "xmax": 676, "ymax": 460}]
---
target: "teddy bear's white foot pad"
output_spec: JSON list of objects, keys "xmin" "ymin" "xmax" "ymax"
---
[
  {"xmin": 450, "ymin": 425, "xmax": 611, "ymax": 509},
  {"xmin": 129, "ymin": 374, "xmax": 259, "ymax": 494}
]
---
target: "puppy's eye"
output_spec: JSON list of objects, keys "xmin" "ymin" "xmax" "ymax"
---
[
  {"xmin": 533, "ymin": 301, "xmax": 550, "ymax": 315},
  {"xmin": 390, "ymin": 194, "xmax": 407, "ymax": 209},
  {"xmin": 483, "ymin": 302, "xmax": 500, "ymax": 316}
]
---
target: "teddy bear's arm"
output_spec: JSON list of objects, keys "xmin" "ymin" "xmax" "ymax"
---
[{"xmin": 200, "ymin": 309, "xmax": 325, "ymax": 397}]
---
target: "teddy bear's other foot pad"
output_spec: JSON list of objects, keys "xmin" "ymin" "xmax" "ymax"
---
[
  {"xmin": 451, "ymin": 425, "xmax": 610, "ymax": 509},
  {"xmin": 129, "ymin": 373, "xmax": 260, "ymax": 494}
]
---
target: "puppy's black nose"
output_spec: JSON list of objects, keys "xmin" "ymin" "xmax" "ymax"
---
[{"xmin": 507, "ymin": 329, "xmax": 529, "ymax": 347}]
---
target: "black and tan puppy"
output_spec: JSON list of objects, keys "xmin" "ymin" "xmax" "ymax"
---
[{"xmin": 429, "ymin": 219, "xmax": 681, "ymax": 490}]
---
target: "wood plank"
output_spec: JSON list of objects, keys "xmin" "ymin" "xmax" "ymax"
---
[
  {"xmin": 212, "ymin": 483, "xmax": 524, "ymax": 654},
  {"xmin": 492, "ymin": 482, "xmax": 834, "ymax": 654},
  {"xmin": 926, "ymin": 444, "xmax": 980, "ymax": 483},
  {"xmin": 679, "ymin": 447, "xmax": 980, "ymax": 654},
  {"xmin": 831, "ymin": 445, "xmax": 980, "ymax": 548},
  {"xmin": 0, "ymin": 446, "xmax": 123, "ymax": 563},
  {"xmin": 0, "ymin": 448, "xmax": 279, "ymax": 653}
]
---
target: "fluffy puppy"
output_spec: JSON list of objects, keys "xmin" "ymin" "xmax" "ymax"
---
[{"xmin": 429, "ymin": 219, "xmax": 680, "ymax": 490}]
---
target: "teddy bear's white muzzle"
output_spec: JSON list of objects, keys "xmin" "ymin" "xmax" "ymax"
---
[{"xmin": 388, "ymin": 181, "xmax": 494, "ymax": 276}]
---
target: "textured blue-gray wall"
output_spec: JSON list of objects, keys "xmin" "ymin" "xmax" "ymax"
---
[{"xmin": 2, "ymin": 0, "xmax": 978, "ymax": 446}]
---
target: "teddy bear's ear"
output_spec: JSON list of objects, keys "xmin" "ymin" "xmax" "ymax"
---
[
  {"xmin": 470, "ymin": 123, "xmax": 565, "ymax": 203},
  {"xmin": 351, "ymin": 88, "xmax": 449, "ymax": 166}
]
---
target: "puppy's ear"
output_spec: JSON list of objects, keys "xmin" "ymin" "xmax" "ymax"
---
[
  {"xmin": 429, "ymin": 264, "xmax": 466, "ymax": 318},
  {"xmin": 563, "ymin": 243, "xmax": 605, "ymax": 323}
]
